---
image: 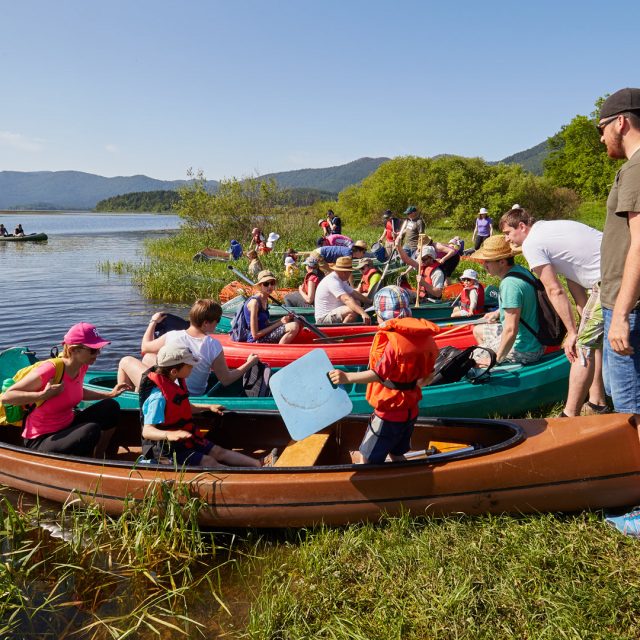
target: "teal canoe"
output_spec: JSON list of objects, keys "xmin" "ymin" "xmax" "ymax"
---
[
  {"xmin": 0, "ymin": 232, "xmax": 48, "ymax": 242},
  {"xmin": 82, "ymin": 351, "xmax": 569, "ymax": 419}
]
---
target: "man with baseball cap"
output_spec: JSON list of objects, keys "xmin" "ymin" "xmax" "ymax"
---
[
  {"xmin": 399, "ymin": 206, "xmax": 425, "ymax": 254},
  {"xmin": 471, "ymin": 235, "xmax": 544, "ymax": 365},
  {"xmin": 313, "ymin": 256, "xmax": 372, "ymax": 324},
  {"xmin": 500, "ymin": 206, "xmax": 605, "ymax": 417},
  {"xmin": 598, "ymin": 87, "xmax": 640, "ymax": 412}
]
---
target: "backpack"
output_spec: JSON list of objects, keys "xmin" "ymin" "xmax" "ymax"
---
[
  {"xmin": 503, "ymin": 270, "xmax": 566, "ymax": 346},
  {"xmin": 242, "ymin": 362, "xmax": 272, "ymax": 397},
  {"xmin": 230, "ymin": 303, "xmax": 251, "ymax": 342},
  {"xmin": 0, "ymin": 358, "xmax": 66, "ymax": 426},
  {"xmin": 431, "ymin": 346, "xmax": 496, "ymax": 386}
]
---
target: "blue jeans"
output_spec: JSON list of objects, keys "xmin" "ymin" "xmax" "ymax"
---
[{"xmin": 602, "ymin": 307, "xmax": 640, "ymax": 412}]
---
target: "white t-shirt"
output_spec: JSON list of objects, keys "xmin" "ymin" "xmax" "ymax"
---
[
  {"xmin": 522, "ymin": 220, "xmax": 602, "ymax": 289},
  {"xmin": 164, "ymin": 330, "xmax": 223, "ymax": 396},
  {"xmin": 314, "ymin": 272, "xmax": 354, "ymax": 321}
]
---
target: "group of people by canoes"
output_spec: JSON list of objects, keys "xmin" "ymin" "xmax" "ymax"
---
[
  {"xmin": 0, "ymin": 223, "xmax": 25, "ymax": 237},
  {"xmin": 2, "ymin": 87, "xmax": 639, "ymax": 472}
]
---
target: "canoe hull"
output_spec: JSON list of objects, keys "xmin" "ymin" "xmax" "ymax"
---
[
  {"xmin": 0, "ymin": 232, "xmax": 48, "ymax": 242},
  {"xmin": 0, "ymin": 413, "xmax": 639, "ymax": 527}
]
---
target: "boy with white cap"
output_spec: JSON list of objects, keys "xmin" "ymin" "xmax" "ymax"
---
[{"xmin": 451, "ymin": 269, "xmax": 485, "ymax": 317}]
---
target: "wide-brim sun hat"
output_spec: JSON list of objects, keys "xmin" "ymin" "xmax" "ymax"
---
[
  {"xmin": 63, "ymin": 322, "xmax": 111, "ymax": 349},
  {"xmin": 317, "ymin": 219, "xmax": 325, "ymax": 226},
  {"xmin": 479, "ymin": 207, "xmax": 488, "ymax": 215},
  {"xmin": 157, "ymin": 344, "xmax": 200, "ymax": 368},
  {"xmin": 352, "ymin": 240, "xmax": 367, "ymax": 250},
  {"xmin": 461, "ymin": 268, "xmax": 479, "ymax": 282},
  {"xmin": 267, "ymin": 232, "xmax": 280, "ymax": 243},
  {"xmin": 332, "ymin": 257, "xmax": 354, "ymax": 272},
  {"xmin": 470, "ymin": 235, "xmax": 518, "ymax": 261},
  {"xmin": 374, "ymin": 286, "xmax": 412, "ymax": 322},
  {"xmin": 256, "ymin": 270, "xmax": 277, "ymax": 285},
  {"xmin": 284, "ymin": 256, "xmax": 295, "ymax": 266}
]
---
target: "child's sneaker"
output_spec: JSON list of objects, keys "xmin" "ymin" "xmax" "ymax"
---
[{"xmin": 605, "ymin": 506, "xmax": 640, "ymax": 538}]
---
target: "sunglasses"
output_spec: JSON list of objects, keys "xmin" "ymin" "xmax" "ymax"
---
[
  {"xmin": 596, "ymin": 115, "xmax": 619, "ymax": 135},
  {"xmin": 261, "ymin": 280, "xmax": 277, "ymax": 287},
  {"xmin": 80, "ymin": 345, "xmax": 101, "ymax": 355}
]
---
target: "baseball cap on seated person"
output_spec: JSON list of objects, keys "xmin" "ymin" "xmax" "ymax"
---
[
  {"xmin": 157, "ymin": 344, "xmax": 200, "ymax": 368},
  {"xmin": 303, "ymin": 255, "xmax": 318, "ymax": 267},
  {"xmin": 63, "ymin": 323, "xmax": 111, "ymax": 349},
  {"xmin": 355, "ymin": 257, "xmax": 374, "ymax": 270},
  {"xmin": 421, "ymin": 245, "xmax": 437, "ymax": 259},
  {"xmin": 374, "ymin": 286, "xmax": 412, "ymax": 322}
]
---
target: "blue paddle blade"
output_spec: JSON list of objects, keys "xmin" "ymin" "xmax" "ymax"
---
[{"xmin": 269, "ymin": 349, "xmax": 353, "ymax": 441}]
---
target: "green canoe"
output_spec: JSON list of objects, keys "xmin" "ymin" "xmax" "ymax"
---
[
  {"xmin": 0, "ymin": 232, "xmax": 48, "ymax": 242},
  {"xmin": 82, "ymin": 351, "xmax": 569, "ymax": 419}
]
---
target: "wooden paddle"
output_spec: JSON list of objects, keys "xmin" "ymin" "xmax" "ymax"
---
[
  {"xmin": 227, "ymin": 265, "xmax": 330, "ymax": 340},
  {"xmin": 415, "ymin": 233, "xmax": 425, "ymax": 309},
  {"xmin": 437, "ymin": 318, "xmax": 488, "ymax": 339},
  {"xmin": 369, "ymin": 218, "xmax": 409, "ymax": 298}
]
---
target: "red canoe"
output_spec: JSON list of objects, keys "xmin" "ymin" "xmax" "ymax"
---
[{"xmin": 216, "ymin": 323, "xmax": 476, "ymax": 368}]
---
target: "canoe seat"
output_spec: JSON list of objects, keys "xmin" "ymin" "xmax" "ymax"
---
[{"xmin": 274, "ymin": 433, "xmax": 331, "ymax": 467}]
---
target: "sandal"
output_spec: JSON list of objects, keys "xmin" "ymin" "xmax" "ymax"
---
[
  {"xmin": 261, "ymin": 448, "xmax": 279, "ymax": 467},
  {"xmin": 581, "ymin": 401, "xmax": 609, "ymax": 416}
]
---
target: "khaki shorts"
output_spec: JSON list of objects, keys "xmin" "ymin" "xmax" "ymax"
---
[
  {"xmin": 576, "ymin": 284, "xmax": 603, "ymax": 365},
  {"xmin": 318, "ymin": 306, "xmax": 351, "ymax": 324},
  {"xmin": 476, "ymin": 323, "xmax": 544, "ymax": 365}
]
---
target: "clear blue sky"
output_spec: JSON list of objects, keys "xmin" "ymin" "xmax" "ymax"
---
[{"xmin": 1, "ymin": 0, "xmax": 637, "ymax": 181}]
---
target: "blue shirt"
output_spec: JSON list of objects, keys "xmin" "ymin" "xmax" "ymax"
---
[
  {"xmin": 319, "ymin": 245, "xmax": 350, "ymax": 262},
  {"xmin": 142, "ymin": 388, "xmax": 166, "ymax": 425}
]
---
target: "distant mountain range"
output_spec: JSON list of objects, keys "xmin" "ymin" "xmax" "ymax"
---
[{"xmin": 0, "ymin": 147, "xmax": 549, "ymax": 210}]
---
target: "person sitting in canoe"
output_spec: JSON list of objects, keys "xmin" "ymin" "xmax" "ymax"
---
[
  {"xmin": 14, "ymin": 224, "xmax": 25, "ymax": 237},
  {"xmin": 283, "ymin": 255, "xmax": 324, "ymax": 308},
  {"xmin": 139, "ymin": 344, "xmax": 273, "ymax": 467},
  {"xmin": 451, "ymin": 269, "xmax": 485, "ymax": 317},
  {"xmin": 2, "ymin": 323, "xmax": 130, "ymax": 457},
  {"xmin": 0, "ymin": 224, "xmax": 8, "ymax": 237},
  {"xmin": 240, "ymin": 270, "xmax": 302, "ymax": 344},
  {"xmin": 355, "ymin": 257, "xmax": 381, "ymax": 295},
  {"xmin": 471, "ymin": 235, "xmax": 544, "ymax": 365},
  {"xmin": 395, "ymin": 238, "xmax": 445, "ymax": 302},
  {"xmin": 328, "ymin": 286, "xmax": 438, "ymax": 464},
  {"xmin": 118, "ymin": 299, "xmax": 259, "ymax": 394},
  {"xmin": 313, "ymin": 256, "xmax": 372, "ymax": 324}
]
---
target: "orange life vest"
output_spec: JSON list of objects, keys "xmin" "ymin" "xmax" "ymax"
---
[
  {"xmin": 366, "ymin": 318, "xmax": 439, "ymax": 416},
  {"xmin": 460, "ymin": 283, "xmax": 485, "ymax": 314},
  {"xmin": 360, "ymin": 267, "xmax": 381, "ymax": 294},
  {"xmin": 419, "ymin": 264, "xmax": 444, "ymax": 300}
]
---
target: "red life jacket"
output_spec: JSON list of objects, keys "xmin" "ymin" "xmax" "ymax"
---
[
  {"xmin": 360, "ymin": 267, "xmax": 380, "ymax": 294},
  {"xmin": 366, "ymin": 318, "xmax": 439, "ymax": 416},
  {"xmin": 144, "ymin": 371, "xmax": 205, "ymax": 446},
  {"xmin": 419, "ymin": 264, "xmax": 444, "ymax": 300},
  {"xmin": 302, "ymin": 270, "xmax": 320, "ymax": 294},
  {"xmin": 460, "ymin": 283, "xmax": 485, "ymax": 314}
]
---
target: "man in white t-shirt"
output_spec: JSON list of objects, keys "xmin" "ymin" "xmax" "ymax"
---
[
  {"xmin": 314, "ymin": 257, "xmax": 372, "ymax": 324},
  {"xmin": 500, "ymin": 208, "xmax": 606, "ymax": 417}
]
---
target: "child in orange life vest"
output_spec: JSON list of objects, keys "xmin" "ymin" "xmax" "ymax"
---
[
  {"xmin": 451, "ymin": 268, "xmax": 485, "ymax": 317},
  {"xmin": 139, "ymin": 344, "xmax": 267, "ymax": 467},
  {"xmin": 328, "ymin": 286, "xmax": 438, "ymax": 464}
]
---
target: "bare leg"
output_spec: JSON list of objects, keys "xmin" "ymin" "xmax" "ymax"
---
[
  {"xmin": 142, "ymin": 352, "xmax": 157, "ymax": 367},
  {"xmin": 210, "ymin": 444, "xmax": 261, "ymax": 467},
  {"xmin": 117, "ymin": 356, "xmax": 147, "ymax": 390},
  {"xmin": 279, "ymin": 321, "xmax": 301, "ymax": 344},
  {"xmin": 563, "ymin": 355, "xmax": 596, "ymax": 417},
  {"xmin": 342, "ymin": 311, "xmax": 358, "ymax": 323},
  {"xmin": 587, "ymin": 348, "xmax": 606, "ymax": 406}
]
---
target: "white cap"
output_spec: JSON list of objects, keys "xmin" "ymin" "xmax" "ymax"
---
[
  {"xmin": 479, "ymin": 207, "xmax": 488, "ymax": 214},
  {"xmin": 284, "ymin": 256, "xmax": 295, "ymax": 265},
  {"xmin": 421, "ymin": 245, "xmax": 437, "ymax": 259},
  {"xmin": 267, "ymin": 232, "xmax": 280, "ymax": 243},
  {"xmin": 461, "ymin": 268, "xmax": 479, "ymax": 282},
  {"xmin": 512, "ymin": 204, "xmax": 521, "ymax": 210}
]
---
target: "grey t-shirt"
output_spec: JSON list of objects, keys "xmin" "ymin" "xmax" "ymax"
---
[
  {"xmin": 601, "ymin": 149, "xmax": 640, "ymax": 309},
  {"xmin": 402, "ymin": 217, "xmax": 426, "ymax": 251}
]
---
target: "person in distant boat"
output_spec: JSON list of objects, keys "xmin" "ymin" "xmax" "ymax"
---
[
  {"xmin": 2, "ymin": 323, "xmax": 129, "ymax": 457},
  {"xmin": 139, "ymin": 344, "xmax": 270, "ymax": 467},
  {"xmin": 328, "ymin": 286, "xmax": 438, "ymax": 464},
  {"xmin": 239, "ymin": 270, "xmax": 302, "ymax": 344},
  {"xmin": 451, "ymin": 269, "xmax": 485, "ymax": 317},
  {"xmin": 283, "ymin": 255, "xmax": 324, "ymax": 307},
  {"xmin": 118, "ymin": 299, "xmax": 259, "ymax": 394},
  {"xmin": 313, "ymin": 257, "xmax": 372, "ymax": 324},
  {"xmin": 14, "ymin": 224, "xmax": 25, "ymax": 237},
  {"xmin": 0, "ymin": 224, "xmax": 8, "ymax": 236},
  {"xmin": 326, "ymin": 209, "xmax": 342, "ymax": 235}
]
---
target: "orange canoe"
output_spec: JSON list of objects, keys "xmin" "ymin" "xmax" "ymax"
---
[{"xmin": 0, "ymin": 412, "xmax": 639, "ymax": 528}]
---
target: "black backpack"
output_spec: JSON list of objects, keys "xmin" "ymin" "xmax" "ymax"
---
[
  {"xmin": 503, "ymin": 270, "xmax": 566, "ymax": 347},
  {"xmin": 242, "ymin": 362, "xmax": 272, "ymax": 397},
  {"xmin": 431, "ymin": 345, "xmax": 496, "ymax": 386}
]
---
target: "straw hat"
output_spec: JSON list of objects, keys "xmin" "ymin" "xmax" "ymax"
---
[
  {"xmin": 470, "ymin": 235, "xmax": 518, "ymax": 261},
  {"xmin": 352, "ymin": 240, "xmax": 367, "ymax": 250},
  {"xmin": 332, "ymin": 257, "xmax": 354, "ymax": 272},
  {"xmin": 256, "ymin": 270, "xmax": 277, "ymax": 284}
]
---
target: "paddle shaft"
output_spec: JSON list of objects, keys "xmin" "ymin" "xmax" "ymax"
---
[
  {"xmin": 438, "ymin": 319, "xmax": 487, "ymax": 338},
  {"xmin": 415, "ymin": 234, "xmax": 425, "ymax": 309},
  {"xmin": 227, "ymin": 265, "xmax": 329, "ymax": 340},
  {"xmin": 369, "ymin": 218, "xmax": 409, "ymax": 298}
]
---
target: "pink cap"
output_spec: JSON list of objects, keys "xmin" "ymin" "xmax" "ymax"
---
[{"xmin": 63, "ymin": 323, "xmax": 111, "ymax": 348}]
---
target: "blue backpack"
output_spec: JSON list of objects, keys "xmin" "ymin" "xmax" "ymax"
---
[{"xmin": 230, "ymin": 304, "xmax": 250, "ymax": 342}]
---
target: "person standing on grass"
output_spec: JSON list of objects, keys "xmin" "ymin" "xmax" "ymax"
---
[
  {"xmin": 328, "ymin": 286, "xmax": 438, "ymax": 464},
  {"xmin": 399, "ymin": 206, "xmax": 425, "ymax": 255},
  {"xmin": 378, "ymin": 209, "xmax": 401, "ymax": 257},
  {"xmin": 326, "ymin": 209, "xmax": 342, "ymax": 235},
  {"xmin": 471, "ymin": 235, "xmax": 544, "ymax": 365},
  {"xmin": 500, "ymin": 207, "xmax": 606, "ymax": 417},
  {"xmin": 597, "ymin": 88, "xmax": 640, "ymax": 413},
  {"xmin": 472, "ymin": 207, "xmax": 493, "ymax": 250}
]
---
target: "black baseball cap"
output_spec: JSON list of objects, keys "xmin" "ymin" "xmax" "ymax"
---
[{"xmin": 600, "ymin": 88, "xmax": 640, "ymax": 119}]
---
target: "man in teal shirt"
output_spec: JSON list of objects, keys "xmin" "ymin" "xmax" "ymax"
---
[{"xmin": 471, "ymin": 235, "xmax": 544, "ymax": 364}]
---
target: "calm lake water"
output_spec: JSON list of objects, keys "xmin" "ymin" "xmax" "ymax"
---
[{"xmin": 0, "ymin": 212, "xmax": 187, "ymax": 369}]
